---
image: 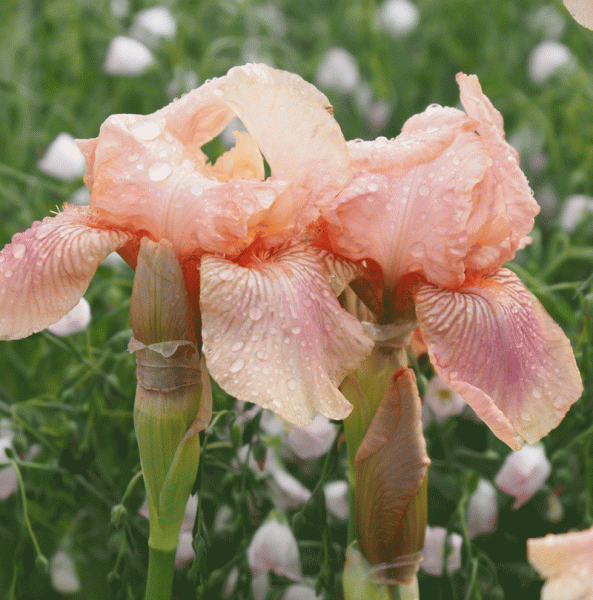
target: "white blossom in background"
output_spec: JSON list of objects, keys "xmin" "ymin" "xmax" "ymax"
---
[
  {"xmin": 139, "ymin": 495, "xmax": 198, "ymax": 569},
  {"xmin": 535, "ymin": 184, "xmax": 558, "ymax": 223},
  {"xmin": 248, "ymin": 518, "xmax": 302, "ymax": 600},
  {"xmin": 466, "ymin": 479, "xmax": 498, "ymax": 538},
  {"xmin": 50, "ymin": 550, "xmax": 81, "ymax": 594},
  {"xmin": 110, "ymin": 0, "xmax": 130, "ymax": 18},
  {"xmin": 104, "ymin": 36, "xmax": 154, "ymax": 76},
  {"xmin": 0, "ymin": 425, "xmax": 17, "ymax": 500},
  {"xmin": 101, "ymin": 251, "xmax": 128, "ymax": 268},
  {"xmin": 546, "ymin": 492, "xmax": 564, "ymax": 523},
  {"xmin": 527, "ymin": 40, "xmax": 574, "ymax": 84},
  {"xmin": 47, "ymin": 297, "xmax": 91, "ymax": 337},
  {"xmin": 38, "ymin": 133, "xmax": 86, "ymax": 181},
  {"xmin": 559, "ymin": 194, "xmax": 593, "ymax": 232},
  {"xmin": 270, "ymin": 468, "xmax": 312, "ymax": 510},
  {"xmin": 355, "ymin": 82, "xmax": 393, "ymax": 132},
  {"xmin": 420, "ymin": 526, "xmax": 462, "ymax": 576},
  {"xmin": 528, "ymin": 5, "xmax": 566, "ymax": 39},
  {"xmin": 222, "ymin": 567, "xmax": 239, "ymax": 598},
  {"xmin": 423, "ymin": 374, "xmax": 466, "ymax": 422},
  {"xmin": 509, "ymin": 126, "xmax": 547, "ymax": 174},
  {"xmin": 315, "ymin": 48, "xmax": 360, "ymax": 94},
  {"xmin": 130, "ymin": 7, "xmax": 177, "ymax": 47},
  {"xmin": 167, "ymin": 68, "xmax": 199, "ymax": 99},
  {"xmin": 375, "ymin": 0, "xmax": 420, "ymax": 38},
  {"xmin": 324, "ymin": 480, "xmax": 349, "ymax": 521},
  {"xmin": 287, "ymin": 414, "xmax": 337, "ymax": 459},
  {"xmin": 252, "ymin": 3, "xmax": 287, "ymax": 37},
  {"xmin": 282, "ymin": 584, "xmax": 323, "ymax": 600},
  {"xmin": 70, "ymin": 186, "xmax": 90, "ymax": 206},
  {"xmin": 495, "ymin": 444, "xmax": 551, "ymax": 509}
]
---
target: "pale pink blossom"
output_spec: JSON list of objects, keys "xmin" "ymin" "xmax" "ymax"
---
[
  {"xmin": 47, "ymin": 297, "xmax": 91, "ymax": 336},
  {"xmin": 130, "ymin": 7, "xmax": 177, "ymax": 46},
  {"xmin": 559, "ymin": 195, "xmax": 593, "ymax": 232},
  {"xmin": 50, "ymin": 550, "xmax": 81, "ymax": 594},
  {"xmin": 375, "ymin": 0, "xmax": 420, "ymax": 38},
  {"xmin": 562, "ymin": 0, "xmax": 593, "ymax": 29},
  {"xmin": 466, "ymin": 479, "xmax": 497, "ymax": 538},
  {"xmin": 321, "ymin": 73, "xmax": 582, "ymax": 450},
  {"xmin": 0, "ymin": 64, "xmax": 373, "ymax": 428},
  {"xmin": 286, "ymin": 414, "xmax": 337, "ymax": 459},
  {"xmin": 38, "ymin": 133, "xmax": 86, "ymax": 180},
  {"xmin": 420, "ymin": 526, "xmax": 462, "ymax": 576},
  {"xmin": 247, "ymin": 518, "xmax": 302, "ymax": 581},
  {"xmin": 315, "ymin": 48, "xmax": 360, "ymax": 94},
  {"xmin": 527, "ymin": 524, "xmax": 593, "ymax": 600},
  {"xmin": 324, "ymin": 480, "xmax": 349, "ymax": 520},
  {"xmin": 0, "ymin": 426, "xmax": 17, "ymax": 500},
  {"xmin": 423, "ymin": 374, "xmax": 466, "ymax": 422},
  {"xmin": 528, "ymin": 41, "xmax": 574, "ymax": 85},
  {"xmin": 282, "ymin": 584, "xmax": 323, "ymax": 600},
  {"xmin": 495, "ymin": 444, "xmax": 551, "ymax": 509},
  {"xmin": 104, "ymin": 36, "xmax": 154, "ymax": 75}
]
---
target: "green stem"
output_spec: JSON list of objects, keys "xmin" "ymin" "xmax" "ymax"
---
[{"xmin": 145, "ymin": 547, "xmax": 176, "ymax": 600}]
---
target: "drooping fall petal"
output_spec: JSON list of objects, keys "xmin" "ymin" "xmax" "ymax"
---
[
  {"xmin": 415, "ymin": 268, "xmax": 583, "ymax": 450},
  {"xmin": 354, "ymin": 367, "xmax": 430, "ymax": 584},
  {"xmin": 527, "ymin": 525, "xmax": 593, "ymax": 600},
  {"xmin": 200, "ymin": 243, "xmax": 373, "ymax": 425},
  {"xmin": 457, "ymin": 73, "xmax": 540, "ymax": 273},
  {"xmin": 0, "ymin": 207, "xmax": 131, "ymax": 340}
]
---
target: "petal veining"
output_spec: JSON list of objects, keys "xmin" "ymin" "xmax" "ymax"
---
[
  {"xmin": 200, "ymin": 243, "xmax": 373, "ymax": 425},
  {"xmin": 415, "ymin": 268, "xmax": 583, "ymax": 449},
  {"xmin": 0, "ymin": 207, "xmax": 131, "ymax": 339}
]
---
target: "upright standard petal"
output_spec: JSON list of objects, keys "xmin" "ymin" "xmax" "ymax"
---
[
  {"xmin": 457, "ymin": 73, "xmax": 539, "ymax": 273},
  {"xmin": 200, "ymin": 243, "xmax": 373, "ymax": 425},
  {"xmin": 0, "ymin": 207, "xmax": 131, "ymax": 339},
  {"xmin": 527, "ymin": 525, "xmax": 593, "ymax": 600},
  {"xmin": 415, "ymin": 268, "xmax": 583, "ymax": 449}
]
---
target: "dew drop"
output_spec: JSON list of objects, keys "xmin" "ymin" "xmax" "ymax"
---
[
  {"xmin": 12, "ymin": 244, "xmax": 26, "ymax": 259},
  {"xmin": 552, "ymin": 396, "xmax": 567, "ymax": 409},
  {"xmin": 4, "ymin": 270, "xmax": 12, "ymax": 278},
  {"xmin": 132, "ymin": 122, "xmax": 161, "ymax": 141},
  {"xmin": 418, "ymin": 184, "xmax": 431, "ymax": 197},
  {"xmin": 291, "ymin": 326, "xmax": 301, "ymax": 335},
  {"xmin": 148, "ymin": 162, "xmax": 172, "ymax": 181},
  {"xmin": 520, "ymin": 410, "xmax": 533, "ymax": 423},
  {"xmin": 287, "ymin": 379, "xmax": 297, "ymax": 391},
  {"xmin": 249, "ymin": 307, "xmax": 263, "ymax": 321},
  {"xmin": 127, "ymin": 153, "xmax": 139, "ymax": 162},
  {"xmin": 449, "ymin": 371, "xmax": 459, "ymax": 380},
  {"xmin": 230, "ymin": 358, "xmax": 244, "ymax": 373},
  {"xmin": 532, "ymin": 388, "xmax": 542, "ymax": 399},
  {"xmin": 256, "ymin": 349, "xmax": 268, "ymax": 360},
  {"xmin": 191, "ymin": 184, "xmax": 203, "ymax": 196},
  {"xmin": 367, "ymin": 181, "xmax": 379, "ymax": 193},
  {"xmin": 231, "ymin": 341, "xmax": 244, "ymax": 352}
]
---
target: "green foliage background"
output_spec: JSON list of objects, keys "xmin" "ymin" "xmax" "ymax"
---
[{"xmin": 1, "ymin": 0, "xmax": 592, "ymax": 598}]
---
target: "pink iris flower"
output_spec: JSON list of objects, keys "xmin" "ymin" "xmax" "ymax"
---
[
  {"xmin": 321, "ymin": 74, "xmax": 582, "ymax": 449},
  {"xmin": 0, "ymin": 64, "xmax": 373, "ymax": 425}
]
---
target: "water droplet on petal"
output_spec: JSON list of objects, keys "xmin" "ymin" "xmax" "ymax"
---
[
  {"xmin": 4, "ymin": 270, "xmax": 12, "ymax": 278},
  {"xmin": 552, "ymin": 396, "xmax": 567, "ymax": 409},
  {"xmin": 287, "ymin": 379, "xmax": 297, "ymax": 391},
  {"xmin": 367, "ymin": 181, "xmax": 379, "ymax": 193},
  {"xmin": 418, "ymin": 184, "xmax": 431, "ymax": 197},
  {"xmin": 256, "ymin": 349, "xmax": 268, "ymax": 360},
  {"xmin": 291, "ymin": 326, "xmax": 301, "ymax": 335},
  {"xmin": 148, "ymin": 162, "xmax": 172, "ymax": 181},
  {"xmin": 218, "ymin": 269, "xmax": 234, "ymax": 281},
  {"xmin": 532, "ymin": 388, "xmax": 542, "ymax": 399},
  {"xmin": 230, "ymin": 358, "xmax": 244, "ymax": 373},
  {"xmin": 231, "ymin": 341, "xmax": 244, "ymax": 352},
  {"xmin": 12, "ymin": 244, "xmax": 25, "ymax": 259},
  {"xmin": 132, "ymin": 122, "xmax": 161, "ymax": 141},
  {"xmin": 127, "ymin": 154, "xmax": 139, "ymax": 162},
  {"xmin": 249, "ymin": 307, "xmax": 263, "ymax": 321},
  {"xmin": 191, "ymin": 184, "xmax": 203, "ymax": 196},
  {"xmin": 521, "ymin": 410, "xmax": 533, "ymax": 423}
]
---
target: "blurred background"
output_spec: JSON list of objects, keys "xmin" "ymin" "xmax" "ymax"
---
[{"xmin": 1, "ymin": 0, "xmax": 593, "ymax": 598}]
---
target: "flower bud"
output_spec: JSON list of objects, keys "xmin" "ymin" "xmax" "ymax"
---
[
  {"xmin": 104, "ymin": 36, "xmax": 154, "ymax": 75},
  {"xmin": 38, "ymin": 133, "xmax": 86, "ymax": 180}
]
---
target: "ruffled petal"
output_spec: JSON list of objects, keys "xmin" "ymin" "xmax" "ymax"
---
[
  {"xmin": 527, "ymin": 525, "xmax": 593, "ymax": 600},
  {"xmin": 457, "ymin": 74, "xmax": 540, "ymax": 273},
  {"xmin": 0, "ymin": 207, "xmax": 131, "ymax": 339},
  {"xmin": 323, "ymin": 109, "xmax": 489, "ymax": 294},
  {"xmin": 415, "ymin": 268, "xmax": 583, "ymax": 449},
  {"xmin": 200, "ymin": 243, "xmax": 373, "ymax": 425}
]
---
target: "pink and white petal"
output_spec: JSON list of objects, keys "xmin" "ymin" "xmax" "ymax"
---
[
  {"xmin": 563, "ymin": 0, "xmax": 593, "ymax": 29},
  {"xmin": 456, "ymin": 74, "xmax": 540, "ymax": 273},
  {"xmin": 0, "ymin": 207, "xmax": 131, "ymax": 340},
  {"xmin": 324, "ymin": 129, "xmax": 489, "ymax": 293},
  {"xmin": 200, "ymin": 244, "xmax": 373, "ymax": 425},
  {"xmin": 415, "ymin": 268, "xmax": 583, "ymax": 450}
]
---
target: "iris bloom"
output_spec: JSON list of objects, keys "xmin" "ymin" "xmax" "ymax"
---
[
  {"xmin": 0, "ymin": 63, "xmax": 372, "ymax": 425},
  {"xmin": 527, "ymin": 525, "xmax": 593, "ymax": 600},
  {"xmin": 322, "ymin": 74, "xmax": 582, "ymax": 450}
]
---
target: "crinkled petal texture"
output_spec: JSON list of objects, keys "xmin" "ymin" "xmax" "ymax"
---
[
  {"xmin": 0, "ymin": 207, "xmax": 131, "ymax": 339},
  {"xmin": 79, "ymin": 63, "xmax": 349, "ymax": 262},
  {"xmin": 457, "ymin": 74, "xmax": 540, "ymax": 273},
  {"xmin": 563, "ymin": 0, "xmax": 593, "ymax": 30},
  {"xmin": 200, "ymin": 243, "xmax": 373, "ymax": 425},
  {"xmin": 323, "ymin": 108, "xmax": 489, "ymax": 293},
  {"xmin": 415, "ymin": 268, "xmax": 583, "ymax": 450},
  {"xmin": 527, "ymin": 525, "xmax": 593, "ymax": 600}
]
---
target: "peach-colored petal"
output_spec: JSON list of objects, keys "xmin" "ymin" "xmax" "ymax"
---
[
  {"xmin": 355, "ymin": 368, "xmax": 430, "ymax": 584},
  {"xmin": 457, "ymin": 74, "xmax": 539, "ymax": 273},
  {"xmin": 527, "ymin": 525, "xmax": 593, "ymax": 600},
  {"xmin": 0, "ymin": 207, "xmax": 131, "ymax": 340},
  {"xmin": 415, "ymin": 268, "xmax": 583, "ymax": 450},
  {"xmin": 200, "ymin": 243, "xmax": 373, "ymax": 425},
  {"xmin": 324, "ymin": 111, "xmax": 489, "ymax": 294},
  {"xmin": 563, "ymin": 0, "xmax": 593, "ymax": 29}
]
